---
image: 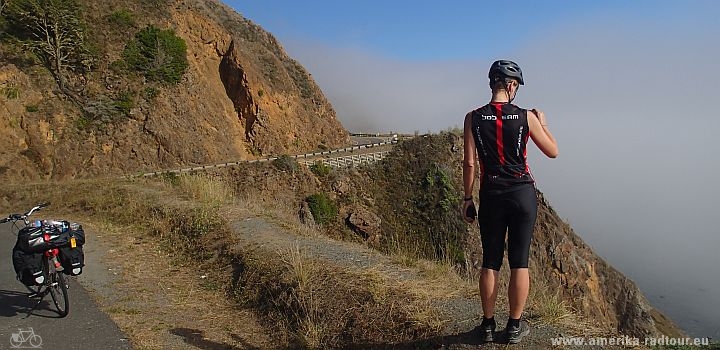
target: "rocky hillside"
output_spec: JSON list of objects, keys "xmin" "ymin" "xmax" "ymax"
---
[{"xmin": 0, "ymin": 0, "xmax": 348, "ymax": 180}]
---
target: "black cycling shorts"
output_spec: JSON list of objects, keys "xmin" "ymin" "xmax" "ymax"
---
[{"xmin": 478, "ymin": 184, "xmax": 537, "ymax": 270}]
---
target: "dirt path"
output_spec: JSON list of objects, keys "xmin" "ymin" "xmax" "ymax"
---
[
  {"xmin": 227, "ymin": 213, "xmax": 619, "ymax": 350},
  {"xmin": 74, "ymin": 219, "xmax": 274, "ymax": 350}
]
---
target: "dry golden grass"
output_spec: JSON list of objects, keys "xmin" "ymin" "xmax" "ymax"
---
[
  {"xmin": 84, "ymin": 220, "xmax": 273, "ymax": 349},
  {"xmin": 222, "ymin": 193, "xmax": 327, "ymax": 241},
  {"xmin": 175, "ymin": 173, "xmax": 236, "ymax": 207},
  {"xmin": 527, "ymin": 276, "xmax": 573, "ymax": 326},
  {"xmin": 232, "ymin": 241, "xmax": 449, "ymax": 349},
  {"xmin": 18, "ymin": 175, "xmax": 447, "ymax": 348},
  {"xmin": 522, "ymin": 273, "xmax": 616, "ymax": 339},
  {"xmin": 281, "ymin": 245, "xmax": 326, "ymax": 348},
  {"xmin": 283, "ymin": 244, "xmax": 314, "ymax": 293},
  {"xmin": 0, "ymin": 173, "xmax": 616, "ymax": 349},
  {"xmin": 356, "ymin": 266, "xmax": 451, "ymax": 334},
  {"xmin": 389, "ymin": 240, "xmax": 424, "ymax": 268}
]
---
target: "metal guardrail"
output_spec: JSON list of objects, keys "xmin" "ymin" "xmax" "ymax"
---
[
  {"xmin": 349, "ymin": 132, "xmax": 397, "ymax": 138},
  {"xmin": 141, "ymin": 140, "xmax": 397, "ymax": 177},
  {"xmin": 299, "ymin": 151, "xmax": 390, "ymax": 168}
]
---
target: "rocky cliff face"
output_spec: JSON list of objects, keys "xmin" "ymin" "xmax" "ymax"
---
[{"xmin": 0, "ymin": 0, "xmax": 348, "ymax": 180}]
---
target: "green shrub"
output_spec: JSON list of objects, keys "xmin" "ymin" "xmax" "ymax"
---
[
  {"xmin": 82, "ymin": 96, "xmax": 133, "ymax": 124},
  {"xmin": 122, "ymin": 25, "xmax": 188, "ymax": 84},
  {"xmin": 143, "ymin": 86, "xmax": 160, "ymax": 100},
  {"xmin": 310, "ymin": 161, "xmax": 331, "ymax": 177},
  {"xmin": 74, "ymin": 115, "xmax": 91, "ymax": 129},
  {"xmin": 1, "ymin": 86, "xmax": 20, "ymax": 99},
  {"xmin": 306, "ymin": 192, "xmax": 338, "ymax": 226},
  {"xmin": 272, "ymin": 154, "xmax": 298, "ymax": 173},
  {"xmin": 162, "ymin": 172, "xmax": 181, "ymax": 186},
  {"xmin": 423, "ymin": 165, "xmax": 460, "ymax": 213},
  {"xmin": 113, "ymin": 91, "xmax": 135, "ymax": 115},
  {"xmin": 25, "ymin": 105, "xmax": 38, "ymax": 112},
  {"xmin": 107, "ymin": 9, "xmax": 135, "ymax": 27},
  {"xmin": 108, "ymin": 60, "xmax": 126, "ymax": 73}
]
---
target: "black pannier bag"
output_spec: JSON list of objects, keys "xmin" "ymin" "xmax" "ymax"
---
[
  {"xmin": 59, "ymin": 223, "xmax": 85, "ymax": 276},
  {"xmin": 17, "ymin": 227, "xmax": 43, "ymax": 253},
  {"xmin": 12, "ymin": 246, "xmax": 45, "ymax": 286},
  {"xmin": 58, "ymin": 245, "xmax": 84, "ymax": 276},
  {"xmin": 17, "ymin": 226, "xmax": 70, "ymax": 253}
]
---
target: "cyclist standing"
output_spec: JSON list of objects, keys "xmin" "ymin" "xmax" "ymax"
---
[{"xmin": 461, "ymin": 60, "xmax": 558, "ymax": 344}]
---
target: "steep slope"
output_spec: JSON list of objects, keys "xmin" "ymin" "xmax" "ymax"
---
[
  {"xmin": 334, "ymin": 133, "xmax": 683, "ymax": 338},
  {"xmin": 0, "ymin": 0, "xmax": 348, "ymax": 180}
]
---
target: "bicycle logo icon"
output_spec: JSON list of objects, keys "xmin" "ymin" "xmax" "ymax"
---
[{"xmin": 9, "ymin": 328, "xmax": 42, "ymax": 348}]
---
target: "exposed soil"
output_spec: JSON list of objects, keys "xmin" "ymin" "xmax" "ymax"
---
[{"xmin": 74, "ymin": 218, "xmax": 275, "ymax": 349}]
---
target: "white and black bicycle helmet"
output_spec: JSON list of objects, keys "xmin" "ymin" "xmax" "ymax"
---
[{"xmin": 489, "ymin": 60, "xmax": 524, "ymax": 85}]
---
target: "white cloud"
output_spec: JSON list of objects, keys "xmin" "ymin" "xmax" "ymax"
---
[{"xmin": 286, "ymin": 41, "xmax": 489, "ymax": 133}]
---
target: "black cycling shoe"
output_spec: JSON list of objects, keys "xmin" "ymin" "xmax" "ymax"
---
[
  {"xmin": 477, "ymin": 317, "xmax": 496, "ymax": 343},
  {"xmin": 506, "ymin": 320, "xmax": 530, "ymax": 344}
]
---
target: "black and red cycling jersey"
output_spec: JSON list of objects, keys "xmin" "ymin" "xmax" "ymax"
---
[{"xmin": 469, "ymin": 102, "xmax": 534, "ymax": 192}]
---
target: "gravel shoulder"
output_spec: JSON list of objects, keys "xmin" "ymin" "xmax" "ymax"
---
[{"xmin": 71, "ymin": 219, "xmax": 274, "ymax": 350}]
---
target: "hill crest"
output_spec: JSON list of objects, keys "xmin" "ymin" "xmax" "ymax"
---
[{"xmin": 0, "ymin": 0, "xmax": 348, "ymax": 180}]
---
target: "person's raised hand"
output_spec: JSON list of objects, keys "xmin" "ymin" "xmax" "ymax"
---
[{"xmin": 531, "ymin": 108, "xmax": 547, "ymax": 125}]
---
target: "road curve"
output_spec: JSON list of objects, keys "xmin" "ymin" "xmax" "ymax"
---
[
  {"xmin": 0, "ymin": 223, "xmax": 131, "ymax": 350},
  {"xmin": 350, "ymin": 135, "xmax": 391, "ymax": 145}
]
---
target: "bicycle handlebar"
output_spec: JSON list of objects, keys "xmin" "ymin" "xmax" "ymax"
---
[
  {"xmin": 1, "ymin": 203, "xmax": 51, "ymax": 224},
  {"xmin": 26, "ymin": 202, "xmax": 50, "ymax": 217}
]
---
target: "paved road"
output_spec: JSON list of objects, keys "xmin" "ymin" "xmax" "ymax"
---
[
  {"xmin": 350, "ymin": 135, "xmax": 392, "ymax": 145},
  {"xmin": 0, "ymin": 223, "xmax": 131, "ymax": 350}
]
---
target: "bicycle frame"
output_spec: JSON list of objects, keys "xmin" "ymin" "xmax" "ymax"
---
[{"xmin": 11, "ymin": 328, "xmax": 36, "ymax": 342}]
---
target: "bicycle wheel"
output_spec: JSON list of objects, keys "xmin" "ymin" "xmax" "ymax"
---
[
  {"xmin": 29, "ymin": 334, "xmax": 43, "ymax": 347},
  {"xmin": 45, "ymin": 258, "xmax": 69, "ymax": 317},
  {"xmin": 9, "ymin": 336, "xmax": 22, "ymax": 347}
]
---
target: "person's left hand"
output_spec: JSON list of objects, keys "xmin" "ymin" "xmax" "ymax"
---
[{"xmin": 462, "ymin": 199, "xmax": 476, "ymax": 224}]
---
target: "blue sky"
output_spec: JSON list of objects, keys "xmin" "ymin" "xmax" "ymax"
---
[
  {"xmin": 226, "ymin": 0, "xmax": 720, "ymax": 338},
  {"xmin": 228, "ymin": 0, "xmax": 720, "ymax": 133},
  {"xmin": 230, "ymin": 1, "xmax": 706, "ymax": 61}
]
